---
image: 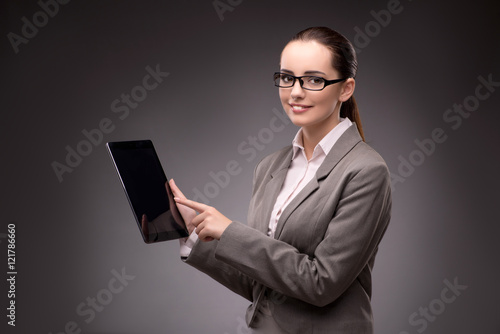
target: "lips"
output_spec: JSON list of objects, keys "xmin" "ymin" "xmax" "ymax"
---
[{"xmin": 290, "ymin": 103, "xmax": 312, "ymax": 113}]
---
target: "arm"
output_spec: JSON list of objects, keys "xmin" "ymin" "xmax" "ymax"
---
[{"xmin": 184, "ymin": 237, "xmax": 255, "ymax": 302}]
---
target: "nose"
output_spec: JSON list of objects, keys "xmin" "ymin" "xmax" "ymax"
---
[{"xmin": 290, "ymin": 78, "xmax": 305, "ymax": 100}]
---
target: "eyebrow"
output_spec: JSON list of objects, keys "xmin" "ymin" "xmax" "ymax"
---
[{"xmin": 280, "ymin": 69, "xmax": 327, "ymax": 76}]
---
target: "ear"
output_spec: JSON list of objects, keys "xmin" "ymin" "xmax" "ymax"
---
[{"xmin": 339, "ymin": 78, "xmax": 355, "ymax": 102}]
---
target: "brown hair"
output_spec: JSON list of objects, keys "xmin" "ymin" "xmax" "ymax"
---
[{"xmin": 289, "ymin": 27, "xmax": 365, "ymax": 141}]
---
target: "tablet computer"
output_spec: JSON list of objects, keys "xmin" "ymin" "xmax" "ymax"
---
[{"xmin": 106, "ymin": 140, "xmax": 189, "ymax": 243}]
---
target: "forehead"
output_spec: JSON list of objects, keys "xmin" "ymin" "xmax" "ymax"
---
[{"xmin": 280, "ymin": 40, "xmax": 335, "ymax": 74}]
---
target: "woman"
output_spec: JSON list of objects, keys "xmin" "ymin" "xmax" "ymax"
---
[{"xmin": 170, "ymin": 26, "xmax": 391, "ymax": 333}]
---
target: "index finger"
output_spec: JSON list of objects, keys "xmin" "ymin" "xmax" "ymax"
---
[{"xmin": 174, "ymin": 196, "xmax": 209, "ymax": 213}]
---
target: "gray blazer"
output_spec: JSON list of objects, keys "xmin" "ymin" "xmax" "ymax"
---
[{"xmin": 185, "ymin": 124, "xmax": 392, "ymax": 333}]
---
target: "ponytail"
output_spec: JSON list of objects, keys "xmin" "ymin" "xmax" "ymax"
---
[{"xmin": 340, "ymin": 95, "xmax": 364, "ymax": 141}]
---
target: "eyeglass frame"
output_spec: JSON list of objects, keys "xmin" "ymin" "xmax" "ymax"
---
[{"xmin": 273, "ymin": 72, "xmax": 347, "ymax": 91}]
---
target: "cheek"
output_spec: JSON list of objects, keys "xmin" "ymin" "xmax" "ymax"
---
[
  {"xmin": 279, "ymin": 89, "xmax": 287, "ymax": 101},
  {"xmin": 279, "ymin": 89, "xmax": 289, "ymax": 107},
  {"xmin": 316, "ymin": 91, "xmax": 339, "ymax": 110}
]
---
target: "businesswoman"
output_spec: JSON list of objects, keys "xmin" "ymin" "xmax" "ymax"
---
[{"xmin": 170, "ymin": 26, "xmax": 391, "ymax": 333}]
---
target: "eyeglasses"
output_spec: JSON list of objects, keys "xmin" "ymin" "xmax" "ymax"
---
[{"xmin": 273, "ymin": 72, "xmax": 346, "ymax": 91}]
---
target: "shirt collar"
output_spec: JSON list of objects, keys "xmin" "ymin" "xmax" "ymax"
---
[{"xmin": 291, "ymin": 117, "xmax": 353, "ymax": 160}]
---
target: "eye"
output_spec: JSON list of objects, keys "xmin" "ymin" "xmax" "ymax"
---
[
  {"xmin": 307, "ymin": 76, "xmax": 324, "ymax": 86},
  {"xmin": 281, "ymin": 74, "xmax": 294, "ymax": 83}
]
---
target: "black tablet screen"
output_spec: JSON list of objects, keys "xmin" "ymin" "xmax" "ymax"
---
[{"xmin": 107, "ymin": 140, "xmax": 188, "ymax": 243}]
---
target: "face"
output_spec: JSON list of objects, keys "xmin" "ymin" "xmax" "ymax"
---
[{"xmin": 279, "ymin": 40, "xmax": 354, "ymax": 132}]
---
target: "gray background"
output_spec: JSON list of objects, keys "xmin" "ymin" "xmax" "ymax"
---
[{"xmin": 1, "ymin": 0, "xmax": 499, "ymax": 333}]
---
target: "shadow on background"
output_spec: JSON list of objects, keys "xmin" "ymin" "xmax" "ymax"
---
[{"xmin": 1, "ymin": 0, "xmax": 499, "ymax": 333}]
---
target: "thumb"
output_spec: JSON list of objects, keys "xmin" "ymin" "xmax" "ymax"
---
[{"xmin": 169, "ymin": 179, "xmax": 186, "ymax": 199}]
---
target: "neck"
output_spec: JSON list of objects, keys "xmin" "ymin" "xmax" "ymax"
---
[{"xmin": 301, "ymin": 112, "xmax": 340, "ymax": 160}]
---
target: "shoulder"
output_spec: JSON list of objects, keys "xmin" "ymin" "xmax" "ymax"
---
[
  {"xmin": 254, "ymin": 145, "xmax": 292, "ymax": 175},
  {"xmin": 350, "ymin": 141, "xmax": 388, "ymax": 169},
  {"xmin": 343, "ymin": 141, "xmax": 391, "ymax": 189},
  {"xmin": 258, "ymin": 145, "xmax": 292, "ymax": 169},
  {"xmin": 341, "ymin": 124, "xmax": 389, "ymax": 170},
  {"xmin": 319, "ymin": 123, "xmax": 390, "ymax": 182},
  {"xmin": 250, "ymin": 145, "xmax": 292, "ymax": 190}
]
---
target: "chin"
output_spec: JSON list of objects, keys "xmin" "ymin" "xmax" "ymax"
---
[{"xmin": 287, "ymin": 115, "xmax": 313, "ymax": 128}]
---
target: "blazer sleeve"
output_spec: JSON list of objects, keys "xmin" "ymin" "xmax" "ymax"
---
[
  {"xmin": 211, "ymin": 160, "xmax": 392, "ymax": 307},
  {"xmin": 184, "ymin": 239, "xmax": 255, "ymax": 302}
]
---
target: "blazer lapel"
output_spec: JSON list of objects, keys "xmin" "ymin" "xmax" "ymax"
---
[
  {"xmin": 274, "ymin": 177, "xmax": 319, "ymax": 239},
  {"xmin": 316, "ymin": 123, "xmax": 363, "ymax": 180},
  {"xmin": 254, "ymin": 148, "xmax": 293, "ymax": 234},
  {"xmin": 274, "ymin": 124, "xmax": 363, "ymax": 239}
]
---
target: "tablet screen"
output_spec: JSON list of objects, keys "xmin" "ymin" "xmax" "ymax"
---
[{"xmin": 107, "ymin": 140, "xmax": 188, "ymax": 243}]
